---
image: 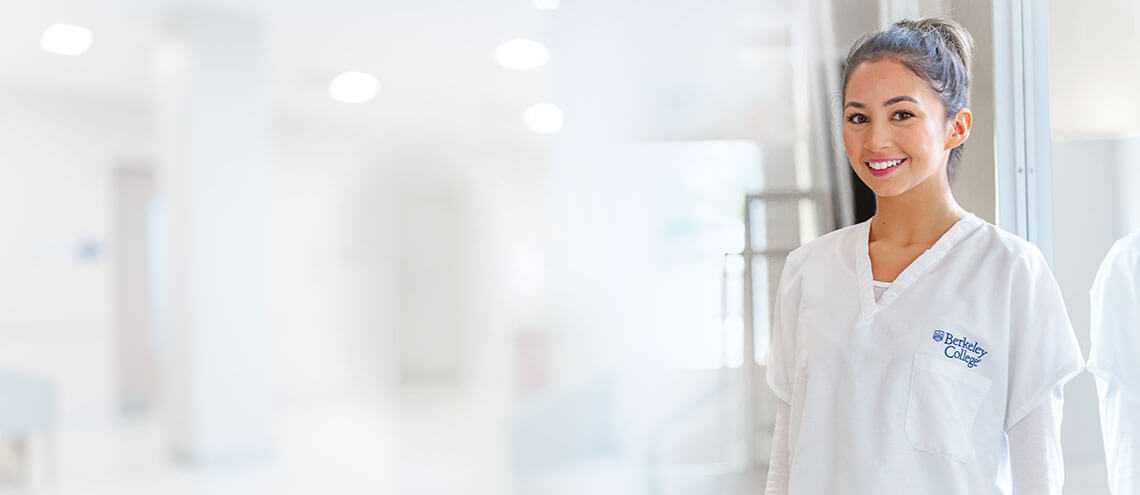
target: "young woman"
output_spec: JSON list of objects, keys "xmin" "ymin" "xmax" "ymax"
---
[{"xmin": 763, "ymin": 18, "xmax": 1083, "ymax": 494}]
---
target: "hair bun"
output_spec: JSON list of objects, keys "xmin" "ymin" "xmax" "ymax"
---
[{"xmin": 902, "ymin": 17, "xmax": 975, "ymax": 81}]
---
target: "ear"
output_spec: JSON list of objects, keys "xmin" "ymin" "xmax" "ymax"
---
[{"xmin": 945, "ymin": 108, "xmax": 972, "ymax": 150}]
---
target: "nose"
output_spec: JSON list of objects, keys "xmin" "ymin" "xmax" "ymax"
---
[{"xmin": 864, "ymin": 120, "xmax": 891, "ymax": 152}]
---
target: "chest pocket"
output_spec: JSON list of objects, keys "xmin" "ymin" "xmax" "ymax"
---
[{"xmin": 905, "ymin": 353, "xmax": 992, "ymax": 462}]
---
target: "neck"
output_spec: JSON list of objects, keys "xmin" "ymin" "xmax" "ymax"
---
[{"xmin": 870, "ymin": 176, "xmax": 967, "ymax": 245}]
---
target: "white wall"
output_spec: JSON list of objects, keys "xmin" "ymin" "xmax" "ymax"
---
[
  {"xmin": 268, "ymin": 120, "xmax": 372, "ymax": 405},
  {"xmin": 0, "ymin": 84, "xmax": 152, "ymax": 428},
  {"xmin": 1049, "ymin": 0, "xmax": 1140, "ymax": 140}
]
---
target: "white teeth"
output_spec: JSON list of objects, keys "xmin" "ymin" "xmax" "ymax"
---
[{"xmin": 868, "ymin": 159, "xmax": 903, "ymax": 170}]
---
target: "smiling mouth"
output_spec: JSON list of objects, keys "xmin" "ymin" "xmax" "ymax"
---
[{"xmin": 867, "ymin": 158, "xmax": 905, "ymax": 171}]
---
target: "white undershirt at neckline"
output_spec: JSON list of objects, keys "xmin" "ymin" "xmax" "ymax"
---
[{"xmin": 872, "ymin": 280, "xmax": 892, "ymax": 302}]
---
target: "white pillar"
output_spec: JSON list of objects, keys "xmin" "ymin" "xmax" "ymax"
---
[{"xmin": 153, "ymin": 11, "xmax": 273, "ymax": 464}]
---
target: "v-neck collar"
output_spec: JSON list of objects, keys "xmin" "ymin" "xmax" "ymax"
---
[{"xmin": 855, "ymin": 213, "xmax": 984, "ymax": 321}]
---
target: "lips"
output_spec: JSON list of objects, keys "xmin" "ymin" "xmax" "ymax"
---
[{"xmin": 866, "ymin": 158, "xmax": 905, "ymax": 177}]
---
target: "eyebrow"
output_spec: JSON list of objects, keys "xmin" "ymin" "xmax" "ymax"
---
[{"xmin": 844, "ymin": 95, "xmax": 920, "ymax": 109}]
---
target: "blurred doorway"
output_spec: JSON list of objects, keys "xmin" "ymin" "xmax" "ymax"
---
[{"xmin": 112, "ymin": 166, "xmax": 159, "ymax": 417}]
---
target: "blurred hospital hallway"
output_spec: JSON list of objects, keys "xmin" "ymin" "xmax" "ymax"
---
[{"xmin": 0, "ymin": 0, "xmax": 1137, "ymax": 494}]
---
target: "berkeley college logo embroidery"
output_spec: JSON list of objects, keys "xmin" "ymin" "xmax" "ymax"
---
[{"xmin": 932, "ymin": 330, "xmax": 987, "ymax": 368}]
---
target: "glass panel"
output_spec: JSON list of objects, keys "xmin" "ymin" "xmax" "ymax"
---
[
  {"xmin": 608, "ymin": 140, "xmax": 761, "ymax": 371},
  {"xmin": 749, "ymin": 197, "xmax": 804, "ymax": 252},
  {"xmin": 752, "ymin": 254, "xmax": 773, "ymax": 365},
  {"xmin": 723, "ymin": 253, "xmax": 745, "ymax": 368},
  {"xmin": 1046, "ymin": 3, "xmax": 1140, "ymax": 492}
]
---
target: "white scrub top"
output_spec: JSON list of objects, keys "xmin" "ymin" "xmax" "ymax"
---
[
  {"xmin": 1089, "ymin": 231, "xmax": 1140, "ymax": 495},
  {"xmin": 765, "ymin": 213, "xmax": 1084, "ymax": 494}
]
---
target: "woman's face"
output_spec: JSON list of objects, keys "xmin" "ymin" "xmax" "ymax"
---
[{"xmin": 842, "ymin": 58, "xmax": 969, "ymax": 198}]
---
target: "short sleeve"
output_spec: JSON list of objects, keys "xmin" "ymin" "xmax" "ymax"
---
[
  {"xmin": 1004, "ymin": 247, "xmax": 1086, "ymax": 431},
  {"xmin": 764, "ymin": 249, "xmax": 805, "ymax": 404},
  {"xmin": 1088, "ymin": 236, "xmax": 1140, "ymax": 389}
]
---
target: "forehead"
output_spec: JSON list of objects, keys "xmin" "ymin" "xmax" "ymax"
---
[{"xmin": 845, "ymin": 58, "xmax": 937, "ymax": 104}]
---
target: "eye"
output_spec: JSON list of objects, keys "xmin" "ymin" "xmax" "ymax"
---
[
  {"xmin": 846, "ymin": 113, "xmax": 868, "ymax": 124},
  {"xmin": 892, "ymin": 110, "xmax": 914, "ymax": 121}
]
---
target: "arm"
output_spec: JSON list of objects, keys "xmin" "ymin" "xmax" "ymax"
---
[
  {"xmin": 1008, "ymin": 385, "xmax": 1065, "ymax": 495},
  {"xmin": 763, "ymin": 249, "xmax": 804, "ymax": 494},
  {"xmin": 764, "ymin": 399, "xmax": 791, "ymax": 495},
  {"xmin": 1094, "ymin": 374, "xmax": 1140, "ymax": 495}
]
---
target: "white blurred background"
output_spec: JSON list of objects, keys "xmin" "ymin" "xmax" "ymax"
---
[{"xmin": 0, "ymin": 0, "xmax": 1133, "ymax": 494}]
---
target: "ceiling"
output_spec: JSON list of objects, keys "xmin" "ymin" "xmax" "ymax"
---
[
  {"xmin": 0, "ymin": 0, "xmax": 552, "ymax": 141},
  {"xmin": 0, "ymin": 0, "xmax": 807, "ymax": 144}
]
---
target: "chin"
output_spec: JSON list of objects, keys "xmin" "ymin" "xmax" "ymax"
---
[
  {"xmin": 862, "ymin": 179, "xmax": 911, "ymax": 198},
  {"xmin": 870, "ymin": 186, "xmax": 907, "ymax": 197},
  {"xmin": 853, "ymin": 166, "xmax": 902, "ymax": 195}
]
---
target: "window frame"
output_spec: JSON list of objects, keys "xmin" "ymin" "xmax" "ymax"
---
[{"xmin": 995, "ymin": 0, "xmax": 1057, "ymax": 266}]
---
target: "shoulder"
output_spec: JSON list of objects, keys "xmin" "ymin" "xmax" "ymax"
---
[
  {"xmin": 772, "ymin": 220, "xmax": 865, "ymax": 294},
  {"xmin": 966, "ymin": 220, "xmax": 1050, "ymax": 271},
  {"xmin": 1102, "ymin": 231, "xmax": 1140, "ymax": 270},
  {"xmin": 1093, "ymin": 231, "xmax": 1140, "ymax": 289},
  {"xmin": 783, "ymin": 220, "xmax": 865, "ymax": 271}
]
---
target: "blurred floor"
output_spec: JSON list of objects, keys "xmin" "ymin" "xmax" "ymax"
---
[{"xmin": 1, "ymin": 389, "xmax": 505, "ymax": 495}]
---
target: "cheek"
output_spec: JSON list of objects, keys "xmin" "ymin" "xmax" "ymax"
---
[
  {"xmin": 900, "ymin": 127, "xmax": 939, "ymax": 157},
  {"xmin": 920, "ymin": 123, "xmax": 948, "ymax": 148},
  {"xmin": 841, "ymin": 128, "xmax": 860, "ymax": 156}
]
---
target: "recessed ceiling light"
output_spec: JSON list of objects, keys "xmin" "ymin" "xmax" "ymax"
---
[
  {"xmin": 329, "ymin": 71, "xmax": 379, "ymax": 104},
  {"xmin": 495, "ymin": 39, "xmax": 548, "ymax": 71},
  {"xmin": 41, "ymin": 24, "xmax": 92, "ymax": 56},
  {"xmin": 534, "ymin": 0, "xmax": 560, "ymax": 10},
  {"xmin": 523, "ymin": 103, "xmax": 562, "ymax": 134}
]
